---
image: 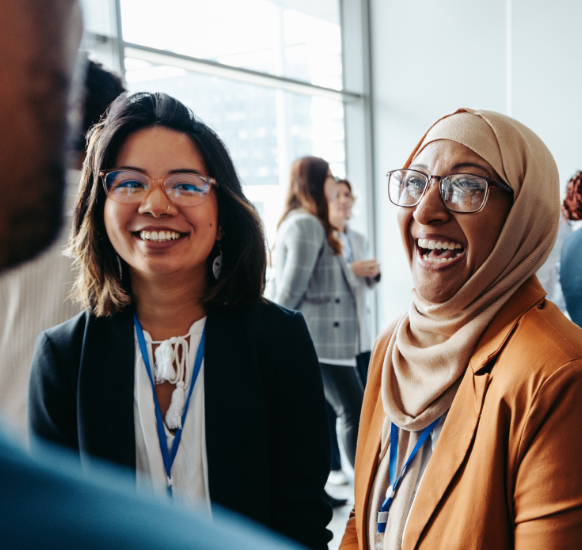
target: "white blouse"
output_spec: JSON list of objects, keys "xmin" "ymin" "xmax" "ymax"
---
[{"xmin": 133, "ymin": 317, "xmax": 211, "ymax": 513}]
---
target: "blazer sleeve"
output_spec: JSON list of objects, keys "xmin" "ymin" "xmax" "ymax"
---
[
  {"xmin": 268, "ymin": 310, "xmax": 333, "ymax": 550},
  {"xmin": 28, "ymin": 329, "xmax": 80, "ymax": 452},
  {"xmin": 272, "ymin": 217, "xmax": 325, "ymax": 311},
  {"xmin": 341, "ymin": 508, "xmax": 360, "ymax": 549},
  {"xmin": 514, "ymin": 359, "xmax": 582, "ymax": 549}
]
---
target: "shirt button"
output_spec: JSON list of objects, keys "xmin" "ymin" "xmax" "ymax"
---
[
  {"xmin": 334, "ymin": 322, "xmax": 340, "ymax": 327},
  {"xmin": 335, "ymin": 298, "xmax": 340, "ymax": 303}
]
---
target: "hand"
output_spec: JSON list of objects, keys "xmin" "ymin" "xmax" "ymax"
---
[{"xmin": 350, "ymin": 260, "xmax": 380, "ymax": 278}]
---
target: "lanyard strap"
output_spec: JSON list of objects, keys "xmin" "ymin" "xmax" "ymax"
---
[
  {"xmin": 133, "ymin": 311, "xmax": 205, "ymax": 496},
  {"xmin": 377, "ymin": 416, "xmax": 441, "ymax": 533}
]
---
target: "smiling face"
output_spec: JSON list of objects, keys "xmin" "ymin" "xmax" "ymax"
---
[
  {"xmin": 329, "ymin": 182, "xmax": 354, "ymax": 226},
  {"xmin": 398, "ymin": 140, "xmax": 512, "ymax": 304},
  {"xmin": 104, "ymin": 126, "xmax": 220, "ymax": 283}
]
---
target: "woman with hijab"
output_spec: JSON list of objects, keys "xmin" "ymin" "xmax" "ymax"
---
[
  {"xmin": 340, "ymin": 108, "xmax": 582, "ymax": 550},
  {"xmin": 28, "ymin": 92, "xmax": 332, "ymax": 550},
  {"xmin": 270, "ymin": 156, "xmax": 364, "ymax": 472}
]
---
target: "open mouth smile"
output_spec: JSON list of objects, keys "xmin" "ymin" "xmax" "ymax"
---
[{"xmin": 416, "ymin": 238, "xmax": 464, "ymax": 265}]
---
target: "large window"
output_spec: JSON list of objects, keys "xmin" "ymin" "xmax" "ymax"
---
[
  {"xmin": 121, "ymin": 0, "xmax": 343, "ymax": 90},
  {"xmin": 82, "ymin": 0, "xmax": 370, "ymax": 251}
]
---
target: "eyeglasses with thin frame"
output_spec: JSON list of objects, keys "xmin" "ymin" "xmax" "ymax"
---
[
  {"xmin": 99, "ymin": 169, "xmax": 218, "ymax": 207},
  {"xmin": 386, "ymin": 169, "xmax": 513, "ymax": 213}
]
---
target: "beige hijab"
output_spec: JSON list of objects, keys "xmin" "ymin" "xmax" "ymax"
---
[{"xmin": 372, "ymin": 108, "xmax": 560, "ymax": 550}]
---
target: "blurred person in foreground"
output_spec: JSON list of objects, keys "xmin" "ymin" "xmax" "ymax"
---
[
  {"xmin": 0, "ymin": 1, "xmax": 315, "ymax": 549},
  {"xmin": 0, "ymin": 59, "xmax": 125, "ymax": 431},
  {"xmin": 341, "ymin": 109, "xmax": 582, "ymax": 550},
  {"xmin": 28, "ymin": 91, "xmax": 332, "ymax": 550}
]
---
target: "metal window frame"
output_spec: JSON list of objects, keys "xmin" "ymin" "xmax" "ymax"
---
[{"xmin": 93, "ymin": 0, "xmax": 377, "ymax": 336}]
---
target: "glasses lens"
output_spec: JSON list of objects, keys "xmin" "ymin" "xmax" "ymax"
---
[
  {"xmin": 104, "ymin": 171, "xmax": 149, "ymax": 202},
  {"xmin": 164, "ymin": 174, "xmax": 211, "ymax": 206},
  {"xmin": 388, "ymin": 170, "xmax": 427, "ymax": 206},
  {"xmin": 441, "ymin": 174, "xmax": 487, "ymax": 212}
]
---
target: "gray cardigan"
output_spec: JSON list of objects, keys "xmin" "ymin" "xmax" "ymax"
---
[
  {"xmin": 345, "ymin": 226, "xmax": 380, "ymax": 353},
  {"xmin": 269, "ymin": 210, "xmax": 359, "ymax": 360}
]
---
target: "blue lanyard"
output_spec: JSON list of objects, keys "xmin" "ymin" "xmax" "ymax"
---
[
  {"xmin": 133, "ymin": 311, "xmax": 205, "ymax": 497},
  {"xmin": 377, "ymin": 416, "xmax": 441, "ymax": 533}
]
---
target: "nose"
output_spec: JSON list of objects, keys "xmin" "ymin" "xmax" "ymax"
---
[
  {"xmin": 137, "ymin": 183, "xmax": 176, "ymax": 217},
  {"xmin": 412, "ymin": 176, "xmax": 450, "ymax": 225}
]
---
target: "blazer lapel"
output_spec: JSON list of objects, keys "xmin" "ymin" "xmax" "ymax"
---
[
  {"xmin": 402, "ymin": 368, "xmax": 490, "ymax": 550},
  {"xmin": 402, "ymin": 276, "xmax": 547, "ymax": 549},
  {"xmin": 77, "ymin": 308, "xmax": 137, "ymax": 471},
  {"xmin": 203, "ymin": 305, "xmax": 269, "ymax": 522},
  {"xmin": 338, "ymin": 253, "xmax": 358, "ymax": 292}
]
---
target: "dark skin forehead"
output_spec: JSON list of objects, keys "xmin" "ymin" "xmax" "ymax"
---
[{"xmin": 0, "ymin": 0, "xmax": 82, "ymax": 269}]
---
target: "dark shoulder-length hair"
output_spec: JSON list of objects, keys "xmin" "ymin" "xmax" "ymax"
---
[
  {"xmin": 69, "ymin": 91, "xmax": 266, "ymax": 317},
  {"xmin": 277, "ymin": 156, "xmax": 341, "ymax": 254}
]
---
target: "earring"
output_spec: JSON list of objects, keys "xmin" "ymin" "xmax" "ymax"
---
[
  {"xmin": 116, "ymin": 254, "xmax": 123, "ymax": 281},
  {"xmin": 212, "ymin": 242, "xmax": 222, "ymax": 280}
]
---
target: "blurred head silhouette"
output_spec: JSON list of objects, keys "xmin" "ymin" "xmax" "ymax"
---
[{"xmin": 0, "ymin": 0, "xmax": 82, "ymax": 270}]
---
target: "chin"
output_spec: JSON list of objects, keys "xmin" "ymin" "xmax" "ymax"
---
[{"xmin": 415, "ymin": 283, "xmax": 459, "ymax": 305}]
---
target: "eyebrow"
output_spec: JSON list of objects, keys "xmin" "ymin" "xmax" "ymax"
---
[{"xmin": 117, "ymin": 166, "xmax": 205, "ymax": 176}]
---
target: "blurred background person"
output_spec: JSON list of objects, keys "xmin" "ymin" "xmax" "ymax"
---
[
  {"xmin": 324, "ymin": 178, "xmax": 380, "ymax": 487},
  {"xmin": 0, "ymin": 59, "xmax": 125, "ymax": 432},
  {"xmin": 537, "ymin": 169, "xmax": 582, "ymax": 315},
  {"xmin": 329, "ymin": 178, "xmax": 381, "ymax": 385},
  {"xmin": 560, "ymin": 170, "xmax": 582, "ymax": 327},
  {"xmin": 269, "ymin": 156, "xmax": 363, "ymax": 499},
  {"xmin": 29, "ymin": 92, "xmax": 332, "ymax": 550}
]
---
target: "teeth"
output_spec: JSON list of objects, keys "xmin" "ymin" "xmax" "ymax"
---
[
  {"xmin": 139, "ymin": 230, "xmax": 181, "ymax": 242},
  {"xmin": 422, "ymin": 251, "xmax": 462, "ymax": 264},
  {"xmin": 418, "ymin": 238, "xmax": 462, "ymax": 251}
]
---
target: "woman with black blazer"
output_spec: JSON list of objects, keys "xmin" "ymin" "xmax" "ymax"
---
[{"xmin": 28, "ymin": 92, "xmax": 332, "ymax": 550}]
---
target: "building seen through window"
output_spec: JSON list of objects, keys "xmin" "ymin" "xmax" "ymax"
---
[{"xmin": 120, "ymin": 0, "xmax": 345, "ymax": 247}]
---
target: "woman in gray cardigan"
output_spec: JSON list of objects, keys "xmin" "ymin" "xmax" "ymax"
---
[
  {"xmin": 269, "ymin": 156, "xmax": 364, "ymax": 467},
  {"xmin": 329, "ymin": 178, "xmax": 381, "ymax": 385}
]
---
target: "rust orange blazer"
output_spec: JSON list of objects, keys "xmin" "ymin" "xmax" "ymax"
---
[{"xmin": 341, "ymin": 276, "xmax": 582, "ymax": 550}]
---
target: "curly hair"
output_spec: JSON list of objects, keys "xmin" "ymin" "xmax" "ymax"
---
[
  {"xmin": 68, "ymin": 92, "xmax": 266, "ymax": 316},
  {"xmin": 562, "ymin": 170, "xmax": 582, "ymax": 221}
]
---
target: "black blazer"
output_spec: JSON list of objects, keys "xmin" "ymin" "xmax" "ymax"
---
[{"xmin": 28, "ymin": 300, "xmax": 332, "ymax": 550}]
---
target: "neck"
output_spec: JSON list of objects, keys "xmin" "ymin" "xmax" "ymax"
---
[
  {"xmin": 132, "ymin": 268, "xmax": 207, "ymax": 341},
  {"xmin": 331, "ymin": 217, "xmax": 346, "ymax": 232}
]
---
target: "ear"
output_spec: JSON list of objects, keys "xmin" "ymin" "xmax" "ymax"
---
[{"xmin": 216, "ymin": 226, "xmax": 224, "ymax": 240}]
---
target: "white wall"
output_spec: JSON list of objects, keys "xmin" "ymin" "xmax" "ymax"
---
[{"xmin": 369, "ymin": 0, "xmax": 582, "ymax": 330}]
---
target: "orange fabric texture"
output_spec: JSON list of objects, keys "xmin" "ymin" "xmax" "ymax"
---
[{"xmin": 340, "ymin": 276, "xmax": 582, "ymax": 550}]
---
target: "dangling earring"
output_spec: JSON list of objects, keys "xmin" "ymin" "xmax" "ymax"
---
[
  {"xmin": 116, "ymin": 254, "xmax": 123, "ymax": 281},
  {"xmin": 212, "ymin": 241, "xmax": 222, "ymax": 280}
]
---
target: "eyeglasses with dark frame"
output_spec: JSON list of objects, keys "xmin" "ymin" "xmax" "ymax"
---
[
  {"xmin": 386, "ymin": 169, "xmax": 514, "ymax": 214},
  {"xmin": 99, "ymin": 169, "xmax": 218, "ymax": 207}
]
